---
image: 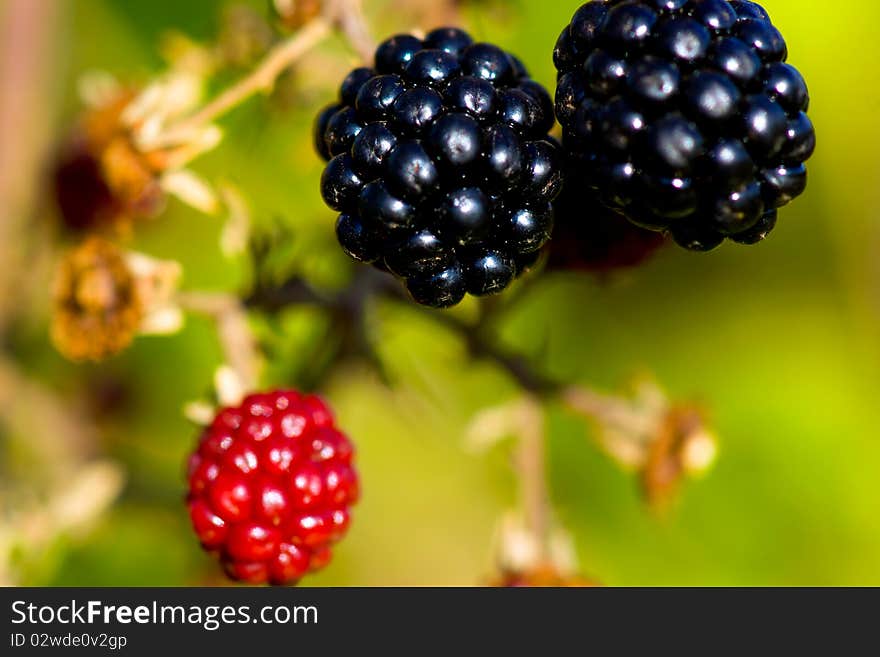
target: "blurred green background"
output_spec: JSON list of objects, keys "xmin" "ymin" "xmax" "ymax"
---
[{"xmin": 3, "ymin": 0, "xmax": 880, "ymax": 586}]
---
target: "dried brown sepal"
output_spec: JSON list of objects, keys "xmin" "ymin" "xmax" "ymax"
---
[
  {"xmin": 640, "ymin": 406, "xmax": 717, "ymax": 511},
  {"xmin": 51, "ymin": 238, "xmax": 143, "ymax": 362}
]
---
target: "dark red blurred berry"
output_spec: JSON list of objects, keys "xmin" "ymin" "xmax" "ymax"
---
[
  {"xmin": 186, "ymin": 390, "xmax": 359, "ymax": 585},
  {"xmin": 549, "ymin": 188, "xmax": 667, "ymax": 275},
  {"xmin": 52, "ymin": 140, "xmax": 120, "ymax": 232}
]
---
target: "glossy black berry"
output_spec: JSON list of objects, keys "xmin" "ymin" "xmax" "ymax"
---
[
  {"xmin": 351, "ymin": 123, "xmax": 398, "ymax": 174},
  {"xmin": 314, "ymin": 104, "xmax": 341, "ymax": 161},
  {"xmin": 340, "ymin": 68, "xmax": 375, "ymax": 106},
  {"xmin": 445, "ymin": 76, "xmax": 498, "ymax": 119},
  {"xmin": 463, "ymin": 250, "xmax": 515, "ymax": 296},
  {"xmin": 692, "ymin": 0, "xmax": 737, "ymax": 32},
  {"xmin": 359, "ymin": 180, "xmax": 415, "ymax": 231},
  {"xmin": 321, "ymin": 155, "xmax": 363, "ymax": 212},
  {"xmin": 505, "ymin": 205, "xmax": 555, "ymax": 253},
  {"xmin": 384, "ymin": 229, "xmax": 451, "ymax": 277},
  {"xmin": 554, "ymin": 0, "xmax": 815, "ymax": 250},
  {"xmin": 355, "ymin": 75, "xmax": 406, "ymax": 120},
  {"xmin": 441, "ymin": 187, "xmax": 492, "ymax": 240},
  {"xmin": 406, "ymin": 49, "xmax": 461, "ymax": 86},
  {"xmin": 385, "ymin": 140, "xmax": 440, "ymax": 201},
  {"xmin": 392, "ymin": 87, "xmax": 444, "ymax": 134},
  {"xmin": 424, "ymin": 27, "xmax": 474, "ymax": 56},
  {"xmin": 405, "ymin": 263, "xmax": 467, "ymax": 308},
  {"xmin": 461, "ymin": 43, "xmax": 515, "ymax": 83},
  {"xmin": 336, "ymin": 213, "xmax": 380, "ymax": 263},
  {"xmin": 427, "ymin": 113, "xmax": 482, "ymax": 168},
  {"xmin": 325, "ymin": 107, "xmax": 363, "ymax": 157},
  {"xmin": 375, "ymin": 35, "xmax": 423, "ymax": 74},
  {"xmin": 316, "ymin": 28, "xmax": 562, "ymax": 307}
]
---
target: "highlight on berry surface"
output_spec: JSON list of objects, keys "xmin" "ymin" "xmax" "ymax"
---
[
  {"xmin": 552, "ymin": 0, "xmax": 815, "ymax": 251},
  {"xmin": 316, "ymin": 27, "xmax": 563, "ymax": 308},
  {"xmin": 186, "ymin": 390, "xmax": 359, "ymax": 585}
]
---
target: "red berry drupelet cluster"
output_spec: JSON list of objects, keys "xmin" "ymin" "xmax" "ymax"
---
[{"xmin": 186, "ymin": 391, "xmax": 359, "ymax": 585}]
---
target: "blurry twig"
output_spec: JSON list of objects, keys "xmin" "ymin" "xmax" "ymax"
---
[
  {"xmin": 177, "ymin": 292, "xmax": 262, "ymax": 391},
  {"xmin": 0, "ymin": 0, "xmax": 62, "ymax": 332},
  {"xmin": 328, "ymin": 0, "xmax": 376, "ymax": 64},
  {"xmin": 149, "ymin": 18, "xmax": 332, "ymax": 149},
  {"xmin": 561, "ymin": 384, "xmax": 662, "ymax": 444},
  {"xmin": 0, "ymin": 358, "xmax": 95, "ymax": 474},
  {"xmin": 515, "ymin": 395, "xmax": 551, "ymax": 561},
  {"xmin": 148, "ymin": 0, "xmax": 375, "ymax": 151},
  {"xmin": 0, "ymin": 461, "xmax": 124, "ymax": 586}
]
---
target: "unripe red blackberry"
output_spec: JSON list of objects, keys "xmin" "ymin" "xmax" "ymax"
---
[
  {"xmin": 186, "ymin": 390, "xmax": 358, "ymax": 585},
  {"xmin": 553, "ymin": 0, "xmax": 815, "ymax": 250},
  {"xmin": 316, "ymin": 28, "xmax": 563, "ymax": 308}
]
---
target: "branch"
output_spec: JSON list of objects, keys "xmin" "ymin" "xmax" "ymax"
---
[
  {"xmin": 516, "ymin": 395, "xmax": 551, "ymax": 561},
  {"xmin": 177, "ymin": 292, "xmax": 262, "ymax": 391},
  {"xmin": 426, "ymin": 309, "xmax": 560, "ymax": 394},
  {"xmin": 150, "ymin": 18, "xmax": 332, "ymax": 149}
]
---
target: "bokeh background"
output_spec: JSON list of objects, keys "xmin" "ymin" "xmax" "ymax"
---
[{"xmin": 2, "ymin": 0, "xmax": 880, "ymax": 586}]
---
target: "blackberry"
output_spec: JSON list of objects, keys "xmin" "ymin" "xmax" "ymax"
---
[
  {"xmin": 553, "ymin": 0, "xmax": 815, "ymax": 250},
  {"xmin": 316, "ymin": 28, "xmax": 562, "ymax": 307}
]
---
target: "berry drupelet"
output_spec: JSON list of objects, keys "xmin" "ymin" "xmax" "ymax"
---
[
  {"xmin": 186, "ymin": 391, "xmax": 359, "ymax": 585},
  {"xmin": 553, "ymin": 0, "xmax": 815, "ymax": 250},
  {"xmin": 316, "ymin": 28, "xmax": 563, "ymax": 308}
]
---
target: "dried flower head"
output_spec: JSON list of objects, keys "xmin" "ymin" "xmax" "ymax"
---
[
  {"xmin": 564, "ymin": 380, "xmax": 718, "ymax": 510},
  {"xmin": 51, "ymin": 238, "xmax": 182, "ymax": 361},
  {"xmin": 53, "ymin": 88, "xmax": 165, "ymax": 233},
  {"xmin": 641, "ymin": 407, "xmax": 718, "ymax": 510},
  {"xmin": 490, "ymin": 512, "xmax": 597, "ymax": 587},
  {"xmin": 53, "ymin": 67, "xmax": 223, "ymax": 234}
]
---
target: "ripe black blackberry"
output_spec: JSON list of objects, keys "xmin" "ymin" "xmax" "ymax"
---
[
  {"xmin": 316, "ymin": 28, "xmax": 562, "ymax": 308},
  {"xmin": 553, "ymin": 0, "xmax": 815, "ymax": 250}
]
